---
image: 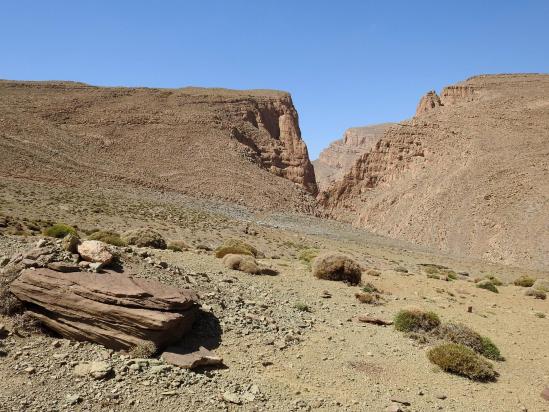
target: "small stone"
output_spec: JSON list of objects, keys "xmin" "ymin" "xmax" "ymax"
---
[
  {"xmin": 223, "ymin": 392, "xmax": 242, "ymax": 405},
  {"xmin": 24, "ymin": 366, "xmax": 36, "ymax": 374},
  {"xmin": 0, "ymin": 256, "xmax": 9, "ymax": 267},
  {"xmin": 386, "ymin": 403, "xmax": 403, "ymax": 412},
  {"xmin": 62, "ymin": 234, "xmax": 80, "ymax": 253},
  {"xmin": 541, "ymin": 387, "xmax": 549, "ymax": 401},
  {"xmin": 65, "ymin": 394, "xmax": 82, "ymax": 405},
  {"xmin": 74, "ymin": 361, "xmax": 112, "ymax": 380},
  {"xmin": 436, "ymin": 394, "xmax": 447, "ymax": 400},
  {"xmin": 21, "ymin": 259, "xmax": 37, "ymax": 268},
  {"xmin": 47, "ymin": 261, "xmax": 80, "ymax": 273}
]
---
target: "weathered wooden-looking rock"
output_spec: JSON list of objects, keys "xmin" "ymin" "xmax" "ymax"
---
[{"xmin": 10, "ymin": 269, "xmax": 199, "ymax": 350}]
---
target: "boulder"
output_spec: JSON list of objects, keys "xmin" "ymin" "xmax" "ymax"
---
[
  {"xmin": 10, "ymin": 269, "xmax": 199, "ymax": 350},
  {"xmin": 62, "ymin": 233, "xmax": 80, "ymax": 253},
  {"xmin": 77, "ymin": 240, "xmax": 113, "ymax": 266}
]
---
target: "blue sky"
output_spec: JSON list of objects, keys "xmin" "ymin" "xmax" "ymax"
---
[{"xmin": 2, "ymin": 1, "xmax": 548, "ymax": 159}]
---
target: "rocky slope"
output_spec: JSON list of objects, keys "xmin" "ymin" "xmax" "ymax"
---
[
  {"xmin": 320, "ymin": 74, "xmax": 549, "ymax": 270},
  {"xmin": 0, "ymin": 80, "xmax": 317, "ymax": 212},
  {"xmin": 312, "ymin": 124, "xmax": 393, "ymax": 191}
]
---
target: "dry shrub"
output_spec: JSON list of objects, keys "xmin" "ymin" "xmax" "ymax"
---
[
  {"xmin": 513, "ymin": 275, "xmax": 535, "ymax": 287},
  {"xmin": 121, "ymin": 228, "xmax": 167, "ymax": 249},
  {"xmin": 476, "ymin": 280, "xmax": 498, "ymax": 293},
  {"xmin": 12, "ymin": 312, "xmax": 42, "ymax": 334},
  {"xmin": 43, "ymin": 223, "xmax": 77, "ymax": 238},
  {"xmin": 129, "ymin": 341, "xmax": 158, "ymax": 358},
  {"xmin": 394, "ymin": 309, "xmax": 440, "ymax": 333},
  {"xmin": 167, "ymin": 240, "xmax": 190, "ymax": 252},
  {"xmin": 433, "ymin": 323, "xmax": 503, "ymax": 361},
  {"xmin": 89, "ymin": 230, "xmax": 127, "ymax": 247},
  {"xmin": 355, "ymin": 292, "xmax": 380, "ymax": 304},
  {"xmin": 215, "ymin": 239, "xmax": 262, "ymax": 259},
  {"xmin": 427, "ymin": 343, "xmax": 497, "ymax": 381},
  {"xmin": 223, "ymin": 254, "xmax": 259, "ymax": 274},
  {"xmin": 298, "ymin": 248, "xmax": 319, "ymax": 268},
  {"xmin": 312, "ymin": 253, "xmax": 362, "ymax": 285}
]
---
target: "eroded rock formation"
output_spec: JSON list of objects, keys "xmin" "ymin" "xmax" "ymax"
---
[
  {"xmin": 0, "ymin": 81, "xmax": 317, "ymax": 211},
  {"xmin": 10, "ymin": 269, "xmax": 199, "ymax": 350},
  {"xmin": 313, "ymin": 124, "xmax": 393, "ymax": 190},
  {"xmin": 320, "ymin": 74, "xmax": 549, "ymax": 270}
]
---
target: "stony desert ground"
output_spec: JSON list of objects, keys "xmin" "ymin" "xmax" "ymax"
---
[
  {"xmin": 1, "ymin": 74, "xmax": 548, "ymax": 412},
  {"xmin": 0, "ymin": 179, "xmax": 548, "ymax": 412}
]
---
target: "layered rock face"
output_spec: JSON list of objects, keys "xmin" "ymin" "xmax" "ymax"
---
[
  {"xmin": 10, "ymin": 269, "xmax": 199, "ymax": 350},
  {"xmin": 313, "ymin": 124, "xmax": 393, "ymax": 191},
  {"xmin": 0, "ymin": 81, "xmax": 317, "ymax": 211},
  {"xmin": 415, "ymin": 91, "xmax": 442, "ymax": 116},
  {"xmin": 321, "ymin": 74, "xmax": 549, "ymax": 270}
]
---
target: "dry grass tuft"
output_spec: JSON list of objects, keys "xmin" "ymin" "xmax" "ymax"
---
[
  {"xmin": 222, "ymin": 254, "xmax": 260, "ymax": 274},
  {"xmin": 43, "ymin": 223, "xmax": 77, "ymax": 238},
  {"xmin": 215, "ymin": 239, "xmax": 262, "ymax": 259},
  {"xmin": 428, "ymin": 343, "xmax": 497, "ymax": 381},
  {"xmin": 89, "ymin": 230, "xmax": 127, "ymax": 247},
  {"xmin": 121, "ymin": 228, "xmax": 167, "ymax": 249},
  {"xmin": 394, "ymin": 309, "xmax": 440, "ymax": 333},
  {"xmin": 312, "ymin": 253, "xmax": 362, "ymax": 285},
  {"xmin": 513, "ymin": 275, "xmax": 535, "ymax": 287},
  {"xmin": 129, "ymin": 341, "xmax": 158, "ymax": 359}
]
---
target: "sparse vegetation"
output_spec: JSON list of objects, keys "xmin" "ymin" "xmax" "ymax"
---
[
  {"xmin": 167, "ymin": 240, "xmax": 190, "ymax": 252},
  {"xmin": 427, "ymin": 343, "xmax": 497, "ymax": 381},
  {"xmin": 311, "ymin": 253, "xmax": 362, "ymax": 285},
  {"xmin": 121, "ymin": 228, "xmax": 167, "ymax": 249},
  {"xmin": 485, "ymin": 275, "xmax": 503, "ymax": 286},
  {"xmin": 513, "ymin": 275, "xmax": 535, "ymax": 287},
  {"xmin": 362, "ymin": 282, "xmax": 380, "ymax": 293},
  {"xmin": 476, "ymin": 280, "xmax": 499, "ymax": 293},
  {"xmin": 294, "ymin": 302, "xmax": 311, "ymax": 312},
  {"xmin": 394, "ymin": 309, "xmax": 440, "ymax": 333},
  {"xmin": 298, "ymin": 248, "xmax": 318, "ymax": 269},
  {"xmin": 43, "ymin": 223, "xmax": 77, "ymax": 238},
  {"xmin": 89, "ymin": 230, "xmax": 127, "ymax": 246},
  {"xmin": 355, "ymin": 292, "xmax": 380, "ymax": 304},
  {"xmin": 129, "ymin": 341, "xmax": 158, "ymax": 358},
  {"xmin": 535, "ymin": 312, "xmax": 546, "ymax": 318},
  {"xmin": 433, "ymin": 322, "xmax": 503, "ymax": 361},
  {"xmin": 215, "ymin": 239, "xmax": 262, "ymax": 258}
]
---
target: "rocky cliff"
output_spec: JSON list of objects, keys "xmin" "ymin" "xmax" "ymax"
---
[
  {"xmin": 0, "ymin": 81, "xmax": 317, "ymax": 211},
  {"xmin": 320, "ymin": 74, "xmax": 549, "ymax": 270},
  {"xmin": 312, "ymin": 124, "xmax": 393, "ymax": 191}
]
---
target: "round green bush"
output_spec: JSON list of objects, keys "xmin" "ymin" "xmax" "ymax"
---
[
  {"xmin": 43, "ymin": 223, "xmax": 77, "ymax": 238},
  {"xmin": 394, "ymin": 309, "xmax": 440, "ymax": 333},
  {"xmin": 476, "ymin": 280, "xmax": 499, "ymax": 293},
  {"xmin": 428, "ymin": 343, "xmax": 497, "ymax": 381}
]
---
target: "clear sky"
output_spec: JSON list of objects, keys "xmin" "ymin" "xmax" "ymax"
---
[{"xmin": 2, "ymin": 1, "xmax": 548, "ymax": 159}]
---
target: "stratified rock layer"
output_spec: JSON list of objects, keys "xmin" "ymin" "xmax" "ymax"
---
[
  {"xmin": 313, "ymin": 124, "xmax": 393, "ymax": 191},
  {"xmin": 0, "ymin": 81, "xmax": 317, "ymax": 211},
  {"xmin": 10, "ymin": 269, "xmax": 199, "ymax": 350},
  {"xmin": 321, "ymin": 74, "xmax": 549, "ymax": 270}
]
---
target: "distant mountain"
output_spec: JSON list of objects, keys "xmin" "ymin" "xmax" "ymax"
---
[
  {"xmin": 0, "ymin": 81, "xmax": 317, "ymax": 212},
  {"xmin": 312, "ymin": 123, "xmax": 393, "ymax": 191},
  {"xmin": 319, "ymin": 74, "xmax": 549, "ymax": 270}
]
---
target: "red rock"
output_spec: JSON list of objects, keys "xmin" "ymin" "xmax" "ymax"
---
[
  {"xmin": 541, "ymin": 387, "xmax": 549, "ymax": 401},
  {"xmin": 415, "ymin": 90, "xmax": 442, "ymax": 116},
  {"xmin": 10, "ymin": 269, "xmax": 199, "ymax": 350}
]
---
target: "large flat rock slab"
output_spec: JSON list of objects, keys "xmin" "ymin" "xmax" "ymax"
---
[{"xmin": 10, "ymin": 269, "xmax": 199, "ymax": 350}]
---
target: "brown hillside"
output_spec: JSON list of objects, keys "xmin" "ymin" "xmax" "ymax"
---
[
  {"xmin": 320, "ymin": 74, "xmax": 549, "ymax": 270},
  {"xmin": 0, "ymin": 80, "xmax": 317, "ymax": 212}
]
